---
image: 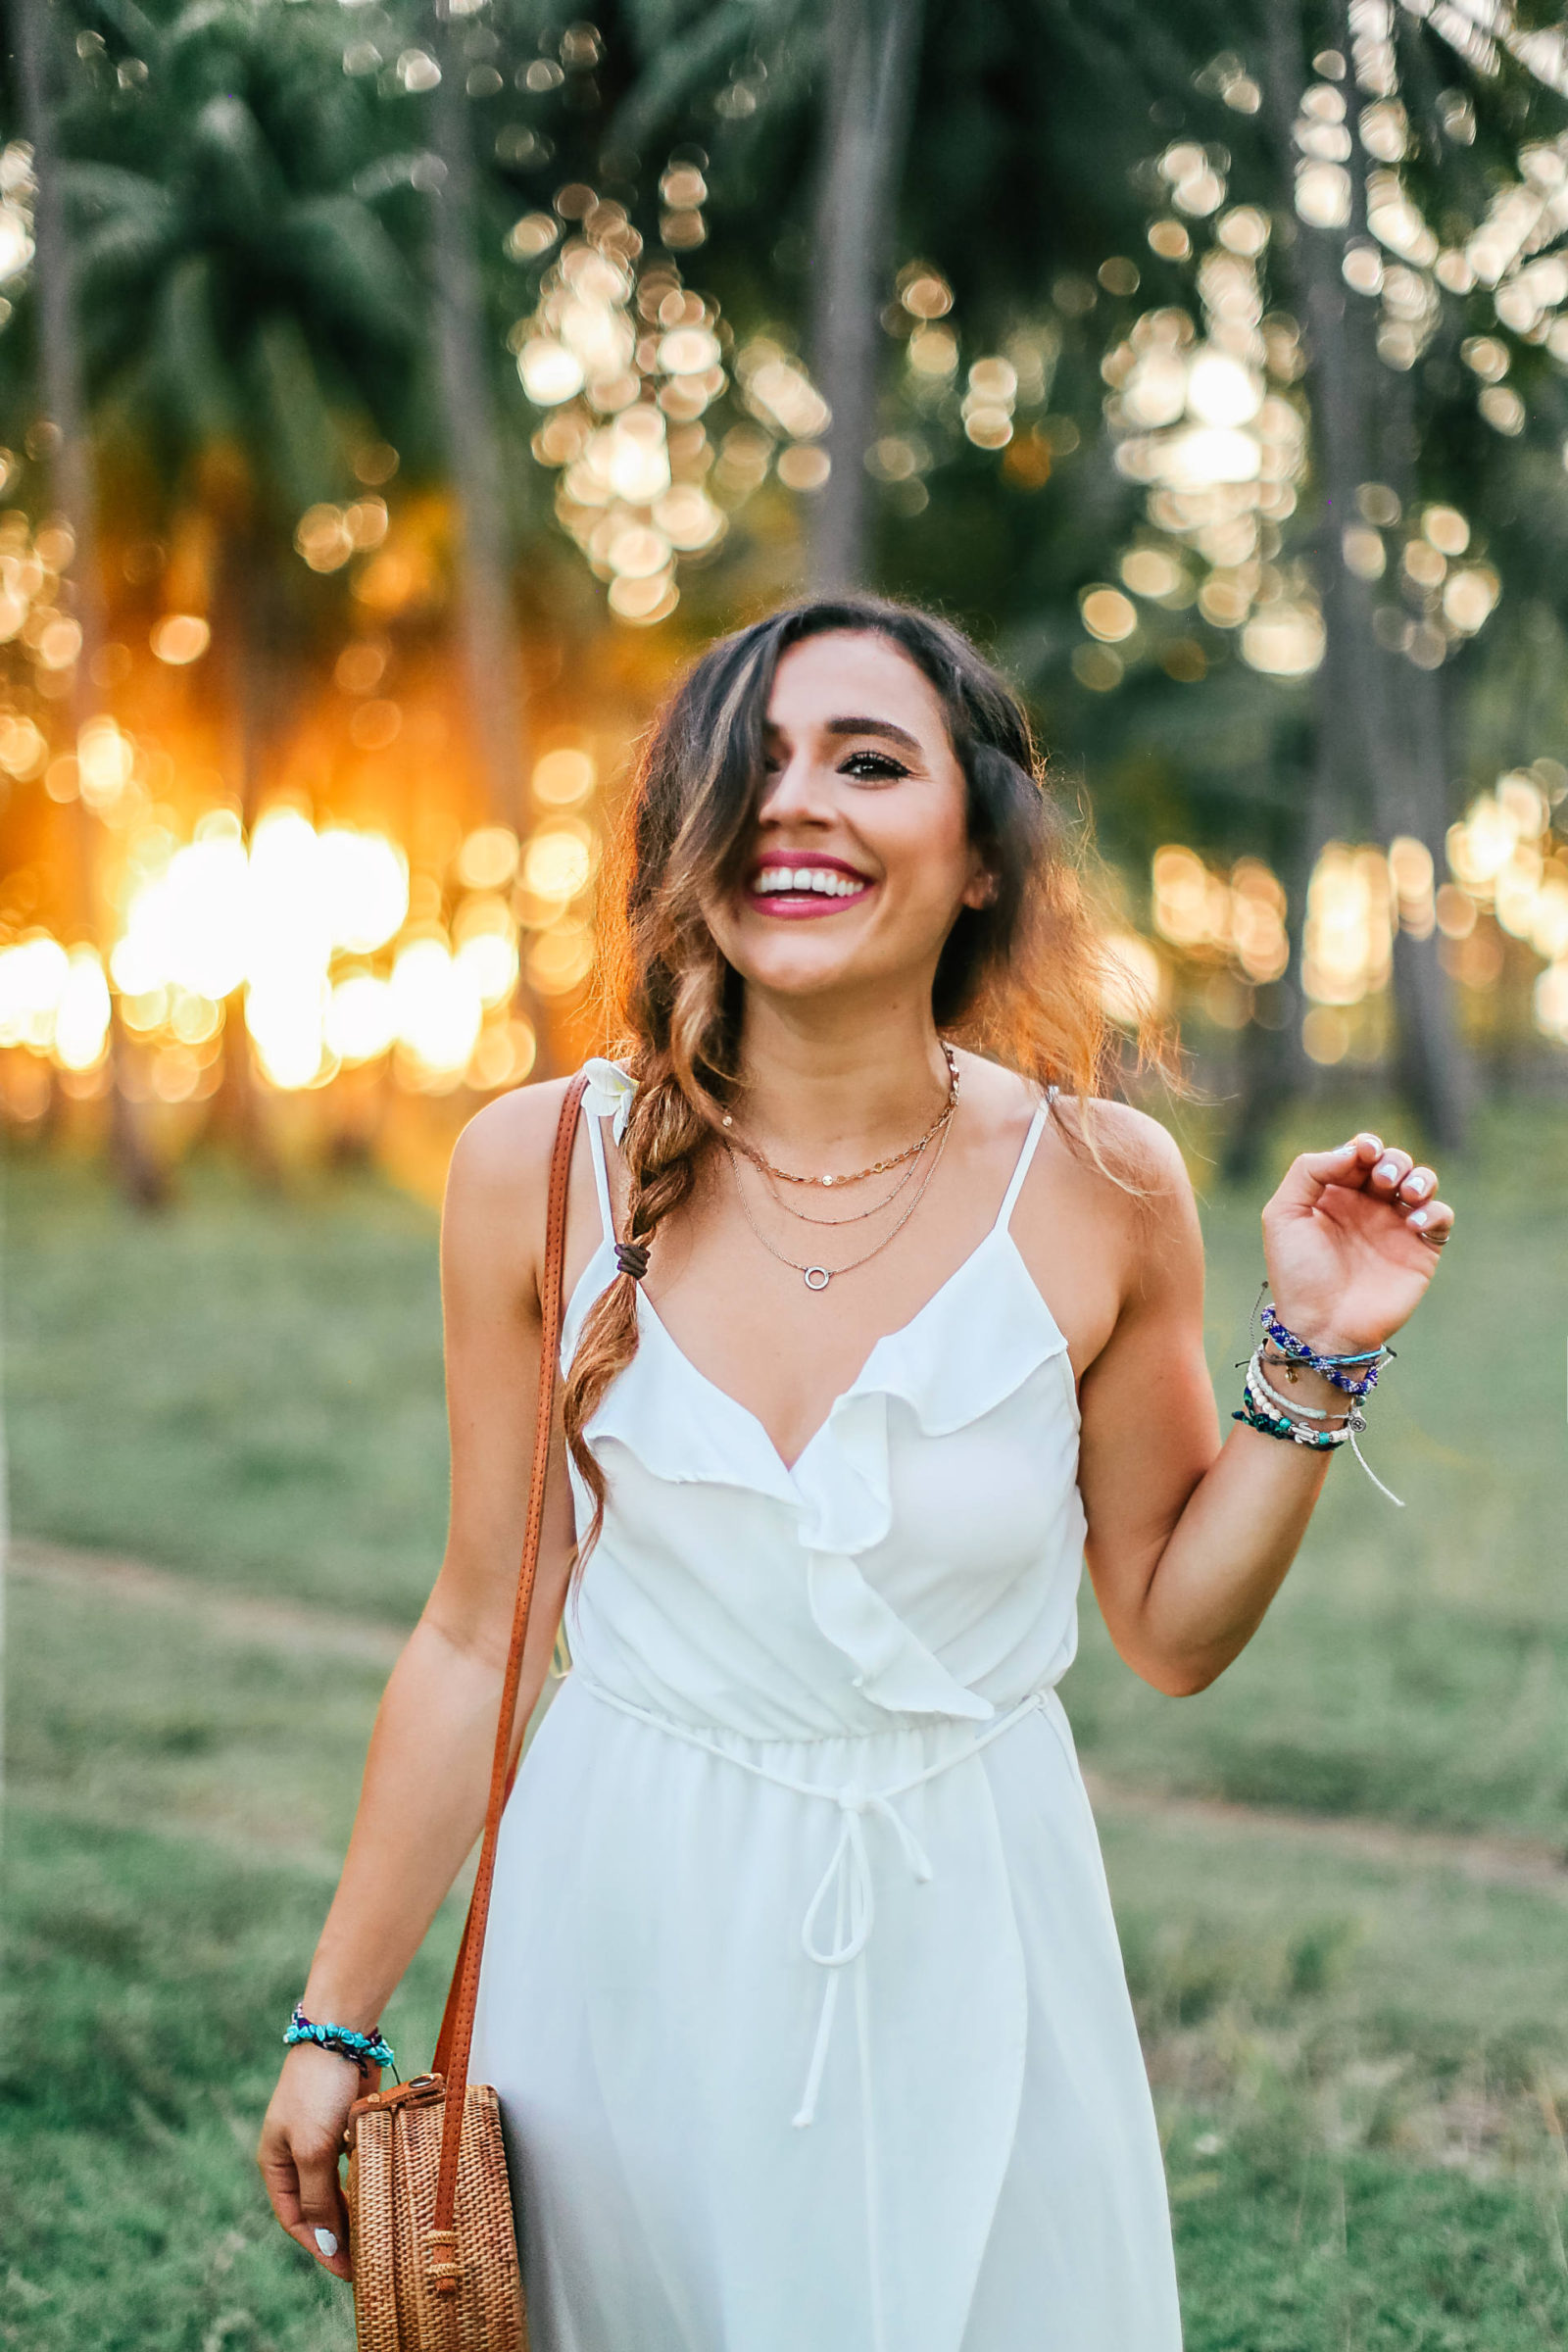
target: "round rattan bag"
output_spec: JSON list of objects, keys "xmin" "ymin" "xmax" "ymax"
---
[{"xmin": 344, "ymin": 2074, "xmax": 526, "ymax": 2351}]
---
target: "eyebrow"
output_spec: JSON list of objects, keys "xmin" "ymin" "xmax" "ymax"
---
[{"xmin": 763, "ymin": 713, "xmax": 923, "ymax": 755}]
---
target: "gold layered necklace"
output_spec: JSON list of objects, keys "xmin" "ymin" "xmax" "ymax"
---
[
  {"xmin": 749, "ymin": 1148, "xmax": 927, "ymax": 1230},
  {"xmin": 726, "ymin": 1125, "xmax": 953, "ymax": 1290},
  {"xmin": 721, "ymin": 1044, "xmax": 959, "ymax": 1189},
  {"xmin": 721, "ymin": 1052, "xmax": 959, "ymax": 1290}
]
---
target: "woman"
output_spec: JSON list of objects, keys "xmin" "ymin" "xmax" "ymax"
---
[{"xmin": 259, "ymin": 597, "xmax": 1454, "ymax": 2349}]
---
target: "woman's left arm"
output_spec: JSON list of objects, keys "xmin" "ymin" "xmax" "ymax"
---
[{"xmin": 1076, "ymin": 1122, "xmax": 1455, "ymax": 1697}]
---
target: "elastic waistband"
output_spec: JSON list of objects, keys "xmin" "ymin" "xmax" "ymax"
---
[{"xmin": 573, "ymin": 1674, "xmax": 1055, "ymax": 1780}]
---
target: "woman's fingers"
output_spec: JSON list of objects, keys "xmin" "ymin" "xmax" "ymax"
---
[
  {"xmin": 1271, "ymin": 1133, "xmax": 1384, "ymax": 1214},
  {"xmin": 292, "ymin": 2132, "xmax": 353, "ymax": 2279},
  {"xmin": 1407, "ymin": 1196, "xmax": 1455, "ymax": 1248},
  {"xmin": 1337, "ymin": 1132, "xmax": 1384, "ymax": 1176},
  {"xmin": 258, "ymin": 2103, "xmax": 354, "ymax": 2282},
  {"xmin": 1365, "ymin": 1146, "xmax": 1414, "ymax": 1194}
]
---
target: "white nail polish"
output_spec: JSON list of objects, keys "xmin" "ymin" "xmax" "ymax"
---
[
  {"xmin": 1376, "ymin": 1161, "xmax": 1397, "ymax": 1181},
  {"xmin": 314, "ymin": 2227, "xmax": 339, "ymax": 2258},
  {"xmin": 1410, "ymin": 1209, "xmax": 1428, "ymax": 1226},
  {"xmin": 1406, "ymin": 1175, "xmax": 1427, "ymax": 1195}
]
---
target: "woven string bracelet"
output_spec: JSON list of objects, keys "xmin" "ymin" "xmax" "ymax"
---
[
  {"xmin": 1257, "ymin": 1298, "xmax": 1396, "ymax": 1397},
  {"xmin": 1241, "ymin": 1336, "xmax": 1410, "ymax": 1495},
  {"xmin": 284, "ymin": 2005, "xmax": 397, "ymax": 2078}
]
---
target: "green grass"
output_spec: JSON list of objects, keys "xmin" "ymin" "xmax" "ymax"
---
[
  {"xmin": 2, "ymin": 1802, "xmax": 460, "ymax": 2352},
  {"xmin": 2, "ymin": 1152, "xmax": 448, "ymax": 1620},
  {"xmin": 5, "ymin": 1093, "xmax": 1568, "ymax": 2346},
  {"xmin": 8, "ymin": 1568, "xmax": 1568, "ymax": 2351}
]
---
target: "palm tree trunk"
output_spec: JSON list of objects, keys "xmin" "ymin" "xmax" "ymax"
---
[
  {"xmin": 1232, "ymin": 0, "xmax": 1469, "ymax": 1174},
  {"xmin": 428, "ymin": 0, "xmax": 551, "ymax": 1069},
  {"xmin": 807, "ymin": 0, "xmax": 924, "ymax": 594},
  {"xmin": 210, "ymin": 506, "xmax": 282, "ymax": 1180},
  {"xmin": 1368, "ymin": 371, "xmax": 1472, "ymax": 1148},
  {"xmin": 17, "ymin": 0, "xmax": 165, "ymax": 1205},
  {"xmin": 428, "ymin": 1, "xmax": 529, "ymax": 825}
]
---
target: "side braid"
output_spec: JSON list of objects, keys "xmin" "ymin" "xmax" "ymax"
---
[{"xmin": 561, "ymin": 1051, "xmax": 714, "ymax": 1558}]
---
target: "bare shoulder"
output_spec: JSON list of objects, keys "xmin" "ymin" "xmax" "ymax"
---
[
  {"xmin": 1019, "ymin": 1079, "xmax": 1201, "ymax": 1333},
  {"xmin": 1058, "ymin": 1097, "xmax": 1203, "ymax": 1319},
  {"xmin": 444, "ymin": 1077, "xmax": 581, "ymax": 1271},
  {"xmin": 958, "ymin": 1051, "xmax": 1188, "ymax": 1201},
  {"xmin": 1058, "ymin": 1094, "xmax": 1192, "ymax": 1201}
]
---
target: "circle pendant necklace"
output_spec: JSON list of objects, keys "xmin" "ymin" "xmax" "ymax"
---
[{"xmin": 727, "ymin": 1115, "xmax": 953, "ymax": 1290}]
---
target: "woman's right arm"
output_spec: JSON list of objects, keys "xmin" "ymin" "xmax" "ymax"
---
[{"xmin": 256, "ymin": 1079, "xmax": 581, "ymax": 2282}]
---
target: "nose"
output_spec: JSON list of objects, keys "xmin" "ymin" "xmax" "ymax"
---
[{"xmin": 759, "ymin": 749, "xmax": 835, "ymax": 829}]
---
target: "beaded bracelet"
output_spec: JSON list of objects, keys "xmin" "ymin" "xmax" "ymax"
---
[
  {"xmin": 1231, "ymin": 1345, "xmax": 1400, "ymax": 1505},
  {"xmin": 1248, "ymin": 1348, "xmax": 1362, "ymax": 1437},
  {"xmin": 284, "ymin": 2004, "xmax": 396, "ymax": 2077},
  {"xmin": 1257, "ymin": 1300, "xmax": 1396, "ymax": 1398},
  {"xmin": 1236, "ymin": 1350, "xmax": 1355, "ymax": 1450},
  {"xmin": 1233, "ymin": 1389, "xmax": 1340, "ymax": 1447}
]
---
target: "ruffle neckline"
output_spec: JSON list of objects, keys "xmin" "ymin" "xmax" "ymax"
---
[{"xmin": 584, "ymin": 1222, "xmax": 1074, "ymax": 1723}]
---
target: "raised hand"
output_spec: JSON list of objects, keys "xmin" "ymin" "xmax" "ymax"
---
[{"xmin": 1259, "ymin": 1131, "xmax": 1455, "ymax": 1356}]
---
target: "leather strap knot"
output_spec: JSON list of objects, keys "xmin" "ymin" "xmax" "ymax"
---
[{"xmin": 614, "ymin": 1239, "xmax": 650, "ymax": 1282}]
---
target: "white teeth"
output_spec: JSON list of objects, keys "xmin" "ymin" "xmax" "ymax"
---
[{"xmin": 754, "ymin": 868, "xmax": 865, "ymax": 898}]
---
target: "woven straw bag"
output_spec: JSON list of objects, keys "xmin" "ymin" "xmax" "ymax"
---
[{"xmin": 343, "ymin": 1074, "xmax": 588, "ymax": 2352}]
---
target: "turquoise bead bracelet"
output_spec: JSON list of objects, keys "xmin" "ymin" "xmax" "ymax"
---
[{"xmin": 284, "ymin": 2004, "xmax": 395, "ymax": 2077}]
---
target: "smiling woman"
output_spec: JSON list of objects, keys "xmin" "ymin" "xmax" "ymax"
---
[{"xmin": 259, "ymin": 595, "xmax": 1457, "ymax": 2352}]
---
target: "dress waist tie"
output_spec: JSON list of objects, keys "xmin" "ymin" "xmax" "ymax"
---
[{"xmin": 576, "ymin": 1678, "xmax": 1050, "ymax": 2352}]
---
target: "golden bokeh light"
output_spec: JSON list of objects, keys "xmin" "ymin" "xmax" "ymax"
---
[
  {"xmin": 1080, "ymin": 587, "xmax": 1138, "ymax": 644},
  {"xmin": 151, "ymin": 614, "xmax": 211, "ymax": 665},
  {"xmin": 533, "ymin": 749, "xmax": 597, "ymax": 808}
]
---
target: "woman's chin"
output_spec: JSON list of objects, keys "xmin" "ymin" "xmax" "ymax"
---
[{"xmin": 727, "ymin": 942, "xmax": 915, "ymax": 1005}]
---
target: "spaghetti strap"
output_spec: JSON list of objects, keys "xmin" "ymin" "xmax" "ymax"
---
[
  {"xmin": 581, "ymin": 1089, "xmax": 616, "ymax": 1245},
  {"xmin": 993, "ymin": 1089, "xmax": 1055, "ymax": 1234}
]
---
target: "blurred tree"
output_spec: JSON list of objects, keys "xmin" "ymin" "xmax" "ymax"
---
[
  {"xmin": 53, "ymin": 0, "xmax": 425, "ymax": 819},
  {"xmin": 6, "ymin": 0, "xmax": 1568, "ymax": 1162},
  {"xmin": 429, "ymin": 0, "xmax": 534, "ymax": 837},
  {"xmin": 806, "ymin": 0, "xmax": 923, "ymax": 590},
  {"xmin": 608, "ymin": 0, "xmax": 1568, "ymax": 1151},
  {"xmin": 33, "ymin": 0, "xmax": 425, "ymax": 1158},
  {"xmin": 15, "ymin": 0, "xmax": 164, "ymax": 1203}
]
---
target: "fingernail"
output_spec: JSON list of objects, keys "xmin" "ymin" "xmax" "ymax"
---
[
  {"xmin": 1410, "ymin": 1209, "xmax": 1428, "ymax": 1226},
  {"xmin": 1405, "ymin": 1174, "xmax": 1428, "ymax": 1195},
  {"xmin": 314, "ymin": 2228, "xmax": 339, "ymax": 2258},
  {"xmin": 1376, "ymin": 1161, "xmax": 1398, "ymax": 1182}
]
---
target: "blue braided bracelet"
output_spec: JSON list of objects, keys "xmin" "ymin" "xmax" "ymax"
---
[
  {"xmin": 283, "ymin": 2005, "xmax": 395, "ymax": 2077},
  {"xmin": 1257, "ymin": 1300, "xmax": 1396, "ymax": 1398}
]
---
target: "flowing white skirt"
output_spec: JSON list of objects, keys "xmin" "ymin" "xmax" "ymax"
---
[{"xmin": 469, "ymin": 1673, "xmax": 1182, "ymax": 2352}]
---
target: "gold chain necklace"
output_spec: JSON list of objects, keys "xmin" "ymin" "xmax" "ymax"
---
[
  {"xmin": 726, "ymin": 1117, "xmax": 953, "ymax": 1290},
  {"xmin": 752, "ymin": 1146, "xmax": 927, "ymax": 1230},
  {"xmin": 721, "ymin": 1045, "xmax": 959, "ymax": 1189}
]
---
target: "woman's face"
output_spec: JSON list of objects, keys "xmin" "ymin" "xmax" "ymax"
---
[{"xmin": 706, "ymin": 630, "xmax": 992, "ymax": 1007}]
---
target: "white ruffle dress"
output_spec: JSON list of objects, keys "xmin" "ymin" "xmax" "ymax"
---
[{"xmin": 469, "ymin": 1070, "xmax": 1183, "ymax": 2351}]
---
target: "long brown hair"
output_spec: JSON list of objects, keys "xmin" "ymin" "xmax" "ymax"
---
[{"xmin": 563, "ymin": 594, "xmax": 1181, "ymax": 1549}]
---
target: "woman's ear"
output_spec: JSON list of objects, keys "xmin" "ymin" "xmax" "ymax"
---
[{"xmin": 961, "ymin": 862, "xmax": 1000, "ymax": 911}]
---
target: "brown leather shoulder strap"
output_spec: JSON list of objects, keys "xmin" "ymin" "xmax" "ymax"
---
[{"xmin": 427, "ymin": 1072, "xmax": 589, "ymax": 2278}]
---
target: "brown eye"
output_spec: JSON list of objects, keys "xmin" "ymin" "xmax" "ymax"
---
[{"xmin": 840, "ymin": 751, "xmax": 908, "ymax": 781}]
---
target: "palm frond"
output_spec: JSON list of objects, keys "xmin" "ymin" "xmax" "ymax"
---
[
  {"xmin": 155, "ymin": 252, "xmax": 241, "ymax": 448},
  {"xmin": 610, "ymin": 0, "xmax": 765, "ymax": 151},
  {"xmin": 246, "ymin": 313, "xmax": 342, "ymax": 514},
  {"xmin": 280, "ymin": 194, "xmax": 424, "ymax": 352}
]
